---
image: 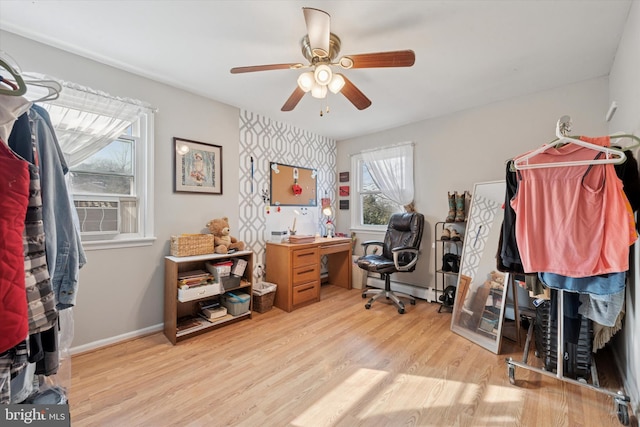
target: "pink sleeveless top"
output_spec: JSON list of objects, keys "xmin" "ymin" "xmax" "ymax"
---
[{"xmin": 511, "ymin": 136, "xmax": 636, "ymax": 277}]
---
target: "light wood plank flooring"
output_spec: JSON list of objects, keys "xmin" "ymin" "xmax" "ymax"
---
[{"xmin": 69, "ymin": 285, "xmax": 632, "ymax": 426}]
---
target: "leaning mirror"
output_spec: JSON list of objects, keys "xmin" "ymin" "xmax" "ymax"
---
[{"xmin": 451, "ymin": 180, "xmax": 509, "ymax": 354}]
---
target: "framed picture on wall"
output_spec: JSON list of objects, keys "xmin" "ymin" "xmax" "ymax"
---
[
  {"xmin": 339, "ymin": 186, "xmax": 350, "ymax": 197},
  {"xmin": 340, "ymin": 200, "xmax": 349, "ymax": 210},
  {"xmin": 339, "ymin": 172, "xmax": 349, "ymax": 182},
  {"xmin": 174, "ymin": 137, "xmax": 223, "ymax": 194}
]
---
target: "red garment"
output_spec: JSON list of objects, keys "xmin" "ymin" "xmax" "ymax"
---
[
  {"xmin": 511, "ymin": 136, "xmax": 636, "ymax": 277},
  {"xmin": 0, "ymin": 140, "xmax": 29, "ymax": 353}
]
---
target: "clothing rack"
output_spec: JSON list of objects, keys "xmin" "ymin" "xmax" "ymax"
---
[{"xmin": 505, "ymin": 117, "xmax": 632, "ymax": 426}]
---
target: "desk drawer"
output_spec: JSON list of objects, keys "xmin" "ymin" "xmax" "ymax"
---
[
  {"xmin": 320, "ymin": 242, "xmax": 351, "ymax": 255},
  {"xmin": 292, "ymin": 247, "xmax": 318, "ymax": 268},
  {"xmin": 292, "ymin": 281, "xmax": 319, "ymax": 306},
  {"xmin": 293, "ymin": 264, "xmax": 318, "ymax": 285}
]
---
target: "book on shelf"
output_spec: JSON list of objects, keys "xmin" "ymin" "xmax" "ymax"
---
[
  {"xmin": 178, "ymin": 278, "xmax": 215, "ymax": 289},
  {"xmin": 198, "ymin": 312, "xmax": 234, "ymax": 323},
  {"xmin": 178, "ymin": 269, "xmax": 210, "ymax": 280},
  {"xmin": 200, "ymin": 306, "xmax": 228, "ymax": 320},
  {"xmin": 176, "ymin": 316, "xmax": 202, "ymax": 332},
  {"xmin": 198, "ymin": 299, "xmax": 220, "ymax": 310}
]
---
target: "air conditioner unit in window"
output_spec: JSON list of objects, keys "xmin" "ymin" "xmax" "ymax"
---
[{"xmin": 74, "ymin": 197, "xmax": 120, "ymax": 235}]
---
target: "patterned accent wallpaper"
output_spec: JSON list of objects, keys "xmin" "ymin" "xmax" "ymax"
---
[{"xmin": 238, "ymin": 110, "xmax": 337, "ymax": 279}]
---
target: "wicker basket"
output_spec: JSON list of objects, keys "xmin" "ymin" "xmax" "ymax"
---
[
  {"xmin": 170, "ymin": 234, "xmax": 215, "ymax": 257},
  {"xmin": 252, "ymin": 282, "xmax": 277, "ymax": 313}
]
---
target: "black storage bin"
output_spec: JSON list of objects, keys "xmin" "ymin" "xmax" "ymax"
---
[{"xmin": 534, "ymin": 293, "xmax": 593, "ymax": 381}]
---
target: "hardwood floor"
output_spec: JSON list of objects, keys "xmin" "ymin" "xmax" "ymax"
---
[{"xmin": 70, "ymin": 285, "xmax": 632, "ymax": 426}]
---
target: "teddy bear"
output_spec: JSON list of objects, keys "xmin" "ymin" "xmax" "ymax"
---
[{"xmin": 206, "ymin": 217, "xmax": 245, "ymax": 254}]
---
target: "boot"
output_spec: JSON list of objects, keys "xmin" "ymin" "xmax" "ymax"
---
[
  {"xmin": 455, "ymin": 191, "xmax": 466, "ymax": 222},
  {"xmin": 446, "ymin": 192, "xmax": 456, "ymax": 222}
]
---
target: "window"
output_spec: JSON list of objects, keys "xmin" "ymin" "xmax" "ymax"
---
[
  {"xmin": 38, "ymin": 78, "xmax": 155, "ymax": 250},
  {"xmin": 350, "ymin": 143, "xmax": 414, "ymax": 231},
  {"xmin": 351, "ymin": 154, "xmax": 403, "ymax": 230}
]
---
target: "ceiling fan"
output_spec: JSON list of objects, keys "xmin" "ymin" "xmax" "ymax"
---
[{"xmin": 230, "ymin": 7, "xmax": 415, "ymax": 112}]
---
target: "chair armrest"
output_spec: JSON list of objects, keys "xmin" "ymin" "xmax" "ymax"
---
[
  {"xmin": 391, "ymin": 247, "xmax": 420, "ymax": 271},
  {"xmin": 361, "ymin": 240, "xmax": 384, "ymax": 255}
]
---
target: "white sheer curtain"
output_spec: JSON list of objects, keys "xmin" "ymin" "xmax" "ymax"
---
[
  {"xmin": 361, "ymin": 142, "xmax": 414, "ymax": 209},
  {"xmin": 37, "ymin": 77, "xmax": 153, "ymax": 167}
]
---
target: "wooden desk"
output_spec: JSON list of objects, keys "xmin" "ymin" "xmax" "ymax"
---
[{"xmin": 266, "ymin": 237, "xmax": 352, "ymax": 312}]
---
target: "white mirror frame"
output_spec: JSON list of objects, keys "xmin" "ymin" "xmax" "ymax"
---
[{"xmin": 450, "ymin": 180, "xmax": 509, "ymax": 354}]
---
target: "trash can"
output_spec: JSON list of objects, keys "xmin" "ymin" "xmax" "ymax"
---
[{"xmin": 252, "ymin": 282, "xmax": 277, "ymax": 313}]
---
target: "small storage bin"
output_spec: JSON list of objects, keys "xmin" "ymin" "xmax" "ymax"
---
[
  {"xmin": 221, "ymin": 292, "xmax": 251, "ymax": 316},
  {"xmin": 252, "ymin": 282, "xmax": 277, "ymax": 313},
  {"xmin": 170, "ymin": 234, "xmax": 214, "ymax": 257},
  {"xmin": 178, "ymin": 282, "xmax": 222, "ymax": 302},
  {"xmin": 221, "ymin": 275, "xmax": 241, "ymax": 291}
]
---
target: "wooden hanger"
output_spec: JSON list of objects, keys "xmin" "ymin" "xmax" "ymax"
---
[{"xmin": 513, "ymin": 119, "xmax": 626, "ymax": 170}]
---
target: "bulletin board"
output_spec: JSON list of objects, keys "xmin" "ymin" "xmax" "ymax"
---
[{"xmin": 270, "ymin": 162, "xmax": 317, "ymax": 206}]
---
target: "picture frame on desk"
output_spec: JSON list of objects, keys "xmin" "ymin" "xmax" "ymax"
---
[{"xmin": 174, "ymin": 137, "xmax": 222, "ymax": 194}]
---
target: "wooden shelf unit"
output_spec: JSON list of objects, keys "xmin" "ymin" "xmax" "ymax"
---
[{"xmin": 164, "ymin": 250, "xmax": 254, "ymax": 344}]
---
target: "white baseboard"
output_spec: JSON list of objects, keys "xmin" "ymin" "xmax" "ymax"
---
[
  {"xmin": 70, "ymin": 323, "xmax": 163, "ymax": 355},
  {"xmin": 365, "ymin": 277, "xmax": 436, "ymax": 302}
]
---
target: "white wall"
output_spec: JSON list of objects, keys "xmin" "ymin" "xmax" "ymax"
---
[
  {"xmin": 608, "ymin": 0, "xmax": 640, "ymax": 414},
  {"xmin": 0, "ymin": 31, "xmax": 243, "ymax": 349},
  {"xmin": 337, "ymin": 76, "xmax": 610, "ymax": 292}
]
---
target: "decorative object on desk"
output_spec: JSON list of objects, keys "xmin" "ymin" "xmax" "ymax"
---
[
  {"xmin": 339, "ymin": 185, "xmax": 350, "ymax": 197},
  {"xmin": 450, "ymin": 180, "xmax": 508, "ymax": 354},
  {"xmin": 325, "ymin": 220, "xmax": 335, "ymax": 238},
  {"xmin": 288, "ymin": 235, "xmax": 316, "ymax": 244},
  {"xmin": 339, "ymin": 200, "xmax": 349, "ymax": 210},
  {"xmin": 173, "ymin": 137, "xmax": 222, "ymax": 194},
  {"xmin": 170, "ymin": 234, "xmax": 215, "ymax": 256},
  {"xmin": 339, "ymin": 171, "xmax": 349, "ymax": 182},
  {"xmin": 206, "ymin": 217, "xmax": 246, "ymax": 254}
]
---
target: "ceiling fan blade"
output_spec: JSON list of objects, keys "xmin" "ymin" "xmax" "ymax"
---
[
  {"xmin": 340, "ymin": 50, "xmax": 415, "ymax": 69},
  {"xmin": 340, "ymin": 75, "xmax": 372, "ymax": 110},
  {"xmin": 303, "ymin": 7, "xmax": 330, "ymax": 57},
  {"xmin": 230, "ymin": 63, "xmax": 302, "ymax": 74},
  {"xmin": 281, "ymin": 87, "xmax": 306, "ymax": 111}
]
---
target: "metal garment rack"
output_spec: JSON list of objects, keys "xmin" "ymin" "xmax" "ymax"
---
[
  {"xmin": 506, "ymin": 287, "xmax": 631, "ymax": 424},
  {"xmin": 505, "ymin": 116, "xmax": 632, "ymax": 424}
]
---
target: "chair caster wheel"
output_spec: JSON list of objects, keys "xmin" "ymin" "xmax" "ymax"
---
[
  {"xmin": 410, "ymin": 299, "xmax": 416, "ymax": 305},
  {"xmin": 365, "ymin": 303, "xmax": 371, "ymax": 309},
  {"xmin": 362, "ymin": 293, "xmax": 367, "ymax": 299},
  {"xmin": 398, "ymin": 308, "xmax": 405, "ymax": 314}
]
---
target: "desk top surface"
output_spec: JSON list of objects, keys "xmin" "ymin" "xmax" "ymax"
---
[{"xmin": 267, "ymin": 236, "xmax": 352, "ymax": 249}]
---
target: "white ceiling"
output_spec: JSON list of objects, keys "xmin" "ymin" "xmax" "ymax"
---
[{"xmin": 0, "ymin": 0, "xmax": 633, "ymax": 140}]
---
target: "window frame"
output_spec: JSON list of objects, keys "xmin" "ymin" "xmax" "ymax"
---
[
  {"xmin": 350, "ymin": 153, "xmax": 403, "ymax": 232},
  {"xmin": 74, "ymin": 110, "xmax": 155, "ymax": 251}
]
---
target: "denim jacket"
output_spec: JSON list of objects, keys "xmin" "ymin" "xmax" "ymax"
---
[{"xmin": 30, "ymin": 105, "xmax": 86, "ymax": 309}]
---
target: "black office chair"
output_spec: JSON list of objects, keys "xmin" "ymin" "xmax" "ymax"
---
[{"xmin": 357, "ymin": 212, "xmax": 425, "ymax": 314}]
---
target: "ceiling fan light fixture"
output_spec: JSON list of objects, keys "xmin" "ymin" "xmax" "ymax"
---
[
  {"xmin": 297, "ymin": 71, "xmax": 315, "ymax": 92},
  {"xmin": 328, "ymin": 73, "xmax": 345, "ymax": 94},
  {"xmin": 314, "ymin": 64, "xmax": 332, "ymax": 85},
  {"xmin": 311, "ymin": 83, "xmax": 327, "ymax": 99},
  {"xmin": 338, "ymin": 56, "xmax": 354, "ymax": 69}
]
